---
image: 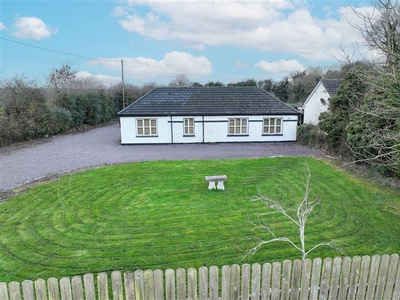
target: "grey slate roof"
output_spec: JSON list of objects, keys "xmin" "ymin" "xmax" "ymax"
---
[
  {"xmin": 321, "ymin": 79, "xmax": 343, "ymax": 97},
  {"xmin": 118, "ymin": 87, "xmax": 299, "ymax": 116}
]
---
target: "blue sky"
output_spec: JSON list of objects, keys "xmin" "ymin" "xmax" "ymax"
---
[{"xmin": 0, "ymin": 0, "xmax": 373, "ymax": 87}]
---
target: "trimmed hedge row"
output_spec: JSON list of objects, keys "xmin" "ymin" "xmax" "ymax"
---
[{"xmin": 0, "ymin": 89, "xmax": 123, "ymax": 147}]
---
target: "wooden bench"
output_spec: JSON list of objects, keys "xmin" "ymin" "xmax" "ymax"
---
[{"xmin": 205, "ymin": 175, "xmax": 227, "ymax": 190}]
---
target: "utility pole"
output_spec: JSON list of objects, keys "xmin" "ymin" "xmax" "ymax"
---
[{"xmin": 121, "ymin": 60, "xmax": 125, "ymax": 108}]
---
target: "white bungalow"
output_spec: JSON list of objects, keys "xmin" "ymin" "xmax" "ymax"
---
[
  {"xmin": 301, "ymin": 79, "xmax": 343, "ymax": 125},
  {"xmin": 117, "ymin": 87, "xmax": 300, "ymax": 144}
]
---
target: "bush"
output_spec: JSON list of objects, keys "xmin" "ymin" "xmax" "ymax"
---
[
  {"xmin": 0, "ymin": 76, "xmax": 121, "ymax": 147},
  {"xmin": 49, "ymin": 107, "xmax": 73, "ymax": 134},
  {"xmin": 297, "ymin": 123, "xmax": 327, "ymax": 150},
  {"xmin": 0, "ymin": 117, "xmax": 23, "ymax": 146},
  {"xmin": 55, "ymin": 91, "xmax": 118, "ymax": 128}
]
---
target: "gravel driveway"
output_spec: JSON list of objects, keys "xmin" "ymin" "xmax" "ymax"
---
[{"xmin": 0, "ymin": 123, "xmax": 321, "ymax": 193}]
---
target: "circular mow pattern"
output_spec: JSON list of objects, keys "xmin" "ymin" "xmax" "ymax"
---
[{"xmin": 0, "ymin": 157, "xmax": 398, "ymax": 282}]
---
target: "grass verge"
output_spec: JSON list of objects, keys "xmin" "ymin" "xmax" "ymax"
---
[{"xmin": 0, "ymin": 157, "xmax": 399, "ymax": 282}]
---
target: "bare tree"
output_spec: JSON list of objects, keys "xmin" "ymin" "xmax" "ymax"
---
[
  {"xmin": 245, "ymin": 165, "xmax": 342, "ymax": 260},
  {"xmin": 351, "ymin": 0, "xmax": 400, "ymax": 75},
  {"xmin": 168, "ymin": 74, "xmax": 192, "ymax": 87},
  {"xmin": 47, "ymin": 62, "xmax": 76, "ymax": 90}
]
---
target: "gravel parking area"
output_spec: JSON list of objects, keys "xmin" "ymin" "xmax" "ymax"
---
[{"xmin": 0, "ymin": 123, "xmax": 321, "ymax": 193}]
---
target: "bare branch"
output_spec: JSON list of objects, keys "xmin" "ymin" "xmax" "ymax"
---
[{"xmin": 245, "ymin": 163, "xmax": 342, "ymax": 260}]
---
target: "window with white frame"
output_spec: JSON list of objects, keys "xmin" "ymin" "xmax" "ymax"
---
[
  {"xmin": 136, "ymin": 118, "xmax": 157, "ymax": 136},
  {"xmin": 263, "ymin": 118, "xmax": 282, "ymax": 134},
  {"xmin": 183, "ymin": 118, "xmax": 195, "ymax": 136},
  {"xmin": 228, "ymin": 118, "xmax": 248, "ymax": 135}
]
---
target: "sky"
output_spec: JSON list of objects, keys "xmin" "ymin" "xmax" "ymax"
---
[{"xmin": 0, "ymin": 0, "xmax": 375, "ymax": 87}]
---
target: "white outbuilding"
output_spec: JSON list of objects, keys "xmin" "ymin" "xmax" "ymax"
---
[
  {"xmin": 301, "ymin": 79, "xmax": 343, "ymax": 125},
  {"xmin": 117, "ymin": 86, "xmax": 300, "ymax": 144}
]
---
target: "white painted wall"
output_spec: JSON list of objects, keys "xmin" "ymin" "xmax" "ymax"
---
[
  {"xmin": 303, "ymin": 82, "xmax": 330, "ymax": 125},
  {"xmin": 119, "ymin": 115, "xmax": 298, "ymax": 144},
  {"xmin": 120, "ymin": 116, "xmax": 172, "ymax": 144}
]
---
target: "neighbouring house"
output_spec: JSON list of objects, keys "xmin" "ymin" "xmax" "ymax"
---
[
  {"xmin": 301, "ymin": 79, "xmax": 343, "ymax": 125},
  {"xmin": 117, "ymin": 86, "xmax": 300, "ymax": 144}
]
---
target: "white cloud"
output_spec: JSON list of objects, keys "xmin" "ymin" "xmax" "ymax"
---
[
  {"xmin": 112, "ymin": 6, "xmax": 127, "ymax": 17},
  {"xmin": 235, "ymin": 61, "xmax": 248, "ymax": 68},
  {"xmin": 116, "ymin": 0, "xmax": 371, "ymax": 61},
  {"xmin": 0, "ymin": 22, "xmax": 6, "ymax": 30},
  {"xmin": 87, "ymin": 51, "xmax": 212, "ymax": 81},
  {"xmin": 12, "ymin": 16, "xmax": 57, "ymax": 40},
  {"xmin": 255, "ymin": 59, "xmax": 305, "ymax": 75}
]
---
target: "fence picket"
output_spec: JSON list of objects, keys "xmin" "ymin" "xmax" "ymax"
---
[
  {"xmin": 60, "ymin": 277, "xmax": 72, "ymax": 300},
  {"xmin": 35, "ymin": 279, "xmax": 48, "ymax": 300},
  {"xmin": 22, "ymin": 280, "xmax": 34, "ymax": 300},
  {"xmin": 260, "ymin": 262, "xmax": 272, "ymax": 300},
  {"xmin": 198, "ymin": 266, "xmax": 208, "ymax": 300},
  {"xmin": 309, "ymin": 258, "xmax": 322, "ymax": 300},
  {"xmin": 383, "ymin": 254, "xmax": 400, "ymax": 300},
  {"xmin": 123, "ymin": 272, "xmax": 135, "ymax": 300},
  {"xmin": 8, "ymin": 282, "xmax": 21, "ymax": 300},
  {"xmin": 337, "ymin": 256, "xmax": 351, "ymax": 300},
  {"xmin": 319, "ymin": 257, "xmax": 332, "ymax": 300},
  {"xmin": 187, "ymin": 267, "xmax": 197, "ymax": 300},
  {"xmin": 393, "ymin": 257, "xmax": 400, "ymax": 300},
  {"xmin": 299, "ymin": 259, "xmax": 311, "ymax": 300},
  {"xmin": 347, "ymin": 256, "xmax": 361, "ymax": 300},
  {"xmin": 250, "ymin": 263, "xmax": 261, "ymax": 300},
  {"xmin": 241, "ymin": 264, "xmax": 250, "ymax": 300},
  {"xmin": 209, "ymin": 266, "xmax": 219, "ymax": 300},
  {"xmin": 134, "ymin": 270, "xmax": 145, "ymax": 300},
  {"xmin": 98, "ymin": 273, "xmax": 109, "ymax": 300},
  {"xmin": 230, "ymin": 264, "xmax": 240, "ymax": 300},
  {"xmin": 47, "ymin": 278, "xmax": 60, "ymax": 300},
  {"xmin": 165, "ymin": 269, "xmax": 175, "ymax": 300},
  {"xmin": 83, "ymin": 273, "xmax": 96, "ymax": 300},
  {"xmin": 71, "ymin": 276, "xmax": 84, "ymax": 300},
  {"xmin": 271, "ymin": 261, "xmax": 281, "ymax": 300},
  {"xmin": 375, "ymin": 254, "xmax": 391, "ymax": 299},
  {"xmin": 154, "ymin": 270, "xmax": 164, "ymax": 300},
  {"xmin": 111, "ymin": 271, "xmax": 124, "ymax": 300},
  {"xmin": 290, "ymin": 260, "xmax": 302, "ymax": 300},
  {"xmin": 281, "ymin": 260, "xmax": 291, "ymax": 300},
  {"xmin": 328, "ymin": 257, "xmax": 341, "ymax": 300},
  {"xmin": 221, "ymin": 265, "xmax": 231, "ymax": 300},
  {"xmin": 0, "ymin": 282, "xmax": 9, "ymax": 300},
  {"xmin": 356, "ymin": 255, "xmax": 371, "ymax": 300},
  {"xmin": 144, "ymin": 270, "xmax": 155, "ymax": 300},
  {"xmin": 176, "ymin": 268, "xmax": 186, "ymax": 300},
  {"xmin": 366, "ymin": 254, "xmax": 381, "ymax": 300}
]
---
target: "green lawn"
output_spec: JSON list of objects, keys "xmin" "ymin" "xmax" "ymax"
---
[{"xmin": 0, "ymin": 157, "xmax": 399, "ymax": 282}]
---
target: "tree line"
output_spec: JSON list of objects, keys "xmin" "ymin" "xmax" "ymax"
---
[
  {"xmin": 170, "ymin": 67, "xmax": 346, "ymax": 104},
  {"xmin": 0, "ymin": 73, "xmax": 157, "ymax": 147},
  {"xmin": 0, "ymin": 62, "xmax": 346, "ymax": 147},
  {"xmin": 298, "ymin": 0, "xmax": 400, "ymax": 178}
]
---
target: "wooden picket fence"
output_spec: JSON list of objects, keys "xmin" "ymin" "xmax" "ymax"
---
[{"xmin": 1, "ymin": 254, "xmax": 400, "ymax": 300}]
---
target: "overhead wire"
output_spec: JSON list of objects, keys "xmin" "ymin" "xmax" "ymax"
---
[{"xmin": 0, "ymin": 36, "xmax": 97, "ymax": 60}]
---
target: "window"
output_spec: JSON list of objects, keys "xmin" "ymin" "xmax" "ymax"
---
[
  {"xmin": 228, "ymin": 118, "xmax": 248, "ymax": 135},
  {"xmin": 183, "ymin": 118, "xmax": 195, "ymax": 136},
  {"xmin": 263, "ymin": 118, "xmax": 282, "ymax": 134},
  {"xmin": 137, "ymin": 118, "xmax": 157, "ymax": 136}
]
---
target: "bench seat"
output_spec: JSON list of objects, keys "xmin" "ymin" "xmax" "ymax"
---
[{"xmin": 205, "ymin": 175, "xmax": 227, "ymax": 190}]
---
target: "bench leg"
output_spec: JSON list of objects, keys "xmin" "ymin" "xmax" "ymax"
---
[
  {"xmin": 217, "ymin": 180, "xmax": 225, "ymax": 190},
  {"xmin": 208, "ymin": 181, "xmax": 216, "ymax": 190}
]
